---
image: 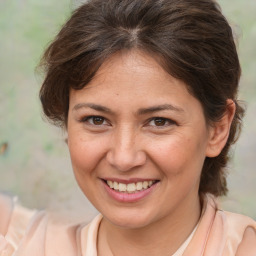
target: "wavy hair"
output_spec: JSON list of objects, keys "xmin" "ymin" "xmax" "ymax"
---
[{"xmin": 39, "ymin": 0, "xmax": 245, "ymax": 196}]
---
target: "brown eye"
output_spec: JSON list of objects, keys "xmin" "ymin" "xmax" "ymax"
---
[
  {"xmin": 81, "ymin": 116, "xmax": 107, "ymax": 126},
  {"xmin": 147, "ymin": 117, "xmax": 176, "ymax": 128},
  {"xmin": 92, "ymin": 116, "xmax": 105, "ymax": 125},
  {"xmin": 154, "ymin": 118, "xmax": 167, "ymax": 126}
]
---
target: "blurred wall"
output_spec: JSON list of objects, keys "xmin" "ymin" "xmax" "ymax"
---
[{"xmin": 0, "ymin": 0, "xmax": 255, "ymax": 219}]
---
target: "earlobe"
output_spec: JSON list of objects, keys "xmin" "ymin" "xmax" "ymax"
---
[{"xmin": 206, "ymin": 99, "xmax": 236, "ymax": 157}]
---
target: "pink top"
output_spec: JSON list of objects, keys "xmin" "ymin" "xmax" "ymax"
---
[{"xmin": 0, "ymin": 193, "xmax": 256, "ymax": 255}]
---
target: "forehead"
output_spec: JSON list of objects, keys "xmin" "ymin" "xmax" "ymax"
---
[
  {"xmin": 70, "ymin": 50, "xmax": 189, "ymax": 99},
  {"xmin": 68, "ymin": 50, "xmax": 205, "ymax": 119}
]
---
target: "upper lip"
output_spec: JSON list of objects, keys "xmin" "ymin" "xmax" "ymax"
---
[{"xmin": 101, "ymin": 178, "xmax": 159, "ymax": 184}]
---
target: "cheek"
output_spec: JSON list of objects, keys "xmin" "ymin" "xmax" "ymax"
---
[
  {"xmin": 68, "ymin": 133, "xmax": 106, "ymax": 176},
  {"xmin": 149, "ymin": 135, "xmax": 207, "ymax": 176},
  {"xmin": 68, "ymin": 135, "xmax": 107, "ymax": 198}
]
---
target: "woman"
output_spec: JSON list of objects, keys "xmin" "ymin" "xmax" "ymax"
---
[{"xmin": 1, "ymin": 0, "xmax": 256, "ymax": 255}]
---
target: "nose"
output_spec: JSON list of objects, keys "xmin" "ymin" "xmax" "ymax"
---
[{"xmin": 106, "ymin": 127, "xmax": 146, "ymax": 172}]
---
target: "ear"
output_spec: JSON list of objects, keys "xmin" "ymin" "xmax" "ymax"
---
[{"xmin": 206, "ymin": 99, "xmax": 236, "ymax": 157}]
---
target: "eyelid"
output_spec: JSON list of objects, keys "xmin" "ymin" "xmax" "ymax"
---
[
  {"xmin": 80, "ymin": 115, "xmax": 110, "ymax": 126},
  {"xmin": 146, "ymin": 117, "xmax": 177, "ymax": 127},
  {"xmin": 78, "ymin": 115, "xmax": 177, "ymax": 128}
]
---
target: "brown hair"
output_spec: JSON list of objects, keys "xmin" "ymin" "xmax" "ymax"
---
[{"xmin": 39, "ymin": 0, "xmax": 245, "ymax": 196}]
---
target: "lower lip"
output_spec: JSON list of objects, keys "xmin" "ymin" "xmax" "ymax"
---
[{"xmin": 102, "ymin": 181, "xmax": 158, "ymax": 203}]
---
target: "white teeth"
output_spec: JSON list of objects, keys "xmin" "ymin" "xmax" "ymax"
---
[
  {"xmin": 113, "ymin": 181, "xmax": 119, "ymax": 190},
  {"xmin": 119, "ymin": 183, "xmax": 127, "ymax": 192},
  {"xmin": 107, "ymin": 180, "xmax": 114, "ymax": 189},
  {"xmin": 127, "ymin": 183, "xmax": 136, "ymax": 192},
  {"xmin": 143, "ymin": 181, "xmax": 149, "ymax": 189},
  {"xmin": 106, "ymin": 180, "xmax": 156, "ymax": 193},
  {"xmin": 136, "ymin": 182, "xmax": 143, "ymax": 191}
]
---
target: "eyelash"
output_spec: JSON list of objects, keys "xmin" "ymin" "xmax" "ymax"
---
[
  {"xmin": 146, "ymin": 117, "xmax": 177, "ymax": 128},
  {"xmin": 79, "ymin": 116, "xmax": 109, "ymax": 126},
  {"xmin": 79, "ymin": 116, "xmax": 177, "ymax": 129}
]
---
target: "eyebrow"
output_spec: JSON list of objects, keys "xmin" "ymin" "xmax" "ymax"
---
[
  {"xmin": 137, "ymin": 104, "xmax": 184, "ymax": 115},
  {"xmin": 72, "ymin": 103, "xmax": 113, "ymax": 113},
  {"xmin": 73, "ymin": 103, "xmax": 184, "ymax": 115}
]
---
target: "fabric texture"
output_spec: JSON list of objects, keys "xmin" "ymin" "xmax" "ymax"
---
[{"xmin": 0, "ymin": 193, "xmax": 256, "ymax": 256}]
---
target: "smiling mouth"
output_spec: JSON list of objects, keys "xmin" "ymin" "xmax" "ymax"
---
[{"xmin": 104, "ymin": 180, "xmax": 159, "ymax": 193}]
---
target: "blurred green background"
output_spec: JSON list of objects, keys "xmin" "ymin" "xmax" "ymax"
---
[{"xmin": 0, "ymin": 0, "xmax": 255, "ymax": 220}]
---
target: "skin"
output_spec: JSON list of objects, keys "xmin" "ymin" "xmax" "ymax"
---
[
  {"xmin": 236, "ymin": 227, "xmax": 256, "ymax": 256},
  {"xmin": 67, "ymin": 50, "xmax": 235, "ymax": 256}
]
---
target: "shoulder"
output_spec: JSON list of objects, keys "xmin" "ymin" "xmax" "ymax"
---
[
  {"xmin": 224, "ymin": 210, "xmax": 256, "ymax": 233},
  {"xmin": 222, "ymin": 210, "xmax": 256, "ymax": 255},
  {"xmin": 0, "ymin": 193, "xmax": 101, "ymax": 256},
  {"xmin": 201, "ymin": 194, "xmax": 256, "ymax": 255},
  {"xmin": 16, "ymin": 212, "xmax": 102, "ymax": 256},
  {"xmin": 0, "ymin": 193, "xmax": 13, "ymax": 236},
  {"xmin": 0, "ymin": 193, "xmax": 36, "ymax": 255}
]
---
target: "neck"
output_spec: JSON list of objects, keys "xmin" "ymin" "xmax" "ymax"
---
[{"xmin": 97, "ymin": 193, "xmax": 201, "ymax": 256}]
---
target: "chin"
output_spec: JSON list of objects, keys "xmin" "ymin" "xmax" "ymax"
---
[{"xmin": 102, "ymin": 208, "xmax": 158, "ymax": 229}]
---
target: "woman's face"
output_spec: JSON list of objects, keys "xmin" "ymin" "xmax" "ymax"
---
[{"xmin": 67, "ymin": 51, "xmax": 214, "ymax": 229}]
